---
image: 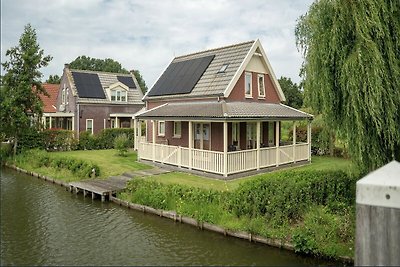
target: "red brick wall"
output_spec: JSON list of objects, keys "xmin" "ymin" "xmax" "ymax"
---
[
  {"xmin": 227, "ymin": 71, "xmax": 281, "ymax": 103},
  {"xmin": 79, "ymin": 104, "xmax": 143, "ymax": 134}
]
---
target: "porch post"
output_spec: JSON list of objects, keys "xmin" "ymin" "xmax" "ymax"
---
[
  {"xmin": 152, "ymin": 120, "xmax": 156, "ymax": 162},
  {"xmin": 133, "ymin": 118, "xmax": 137, "ymax": 150},
  {"xmin": 49, "ymin": 116, "xmax": 52, "ymax": 129},
  {"xmin": 72, "ymin": 116, "xmax": 75, "ymax": 131},
  {"xmin": 137, "ymin": 120, "xmax": 142, "ymax": 158},
  {"xmin": 275, "ymin": 121, "xmax": 280, "ymax": 166},
  {"xmin": 223, "ymin": 121, "xmax": 228, "ymax": 177},
  {"xmin": 115, "ymin": 116, "xmax": 119, "ymax": 128},
  {"xmin": 188, "ymin": 121, "xmax": 193, "ymax": 170},
  {"xmin": 307, "ymin": 120, "xmax": 312, "ymax": 162},
  {"xmin": 256, "ymin": 121, "xmax": 261, "ymax": 170},
  {"xmin": 293, "ymin": 122, "xmax": 296, "ymax": 163}
]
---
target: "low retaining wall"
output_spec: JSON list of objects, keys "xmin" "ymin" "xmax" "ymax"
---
[{"xmin": 109, "ymin": 196, "xmax": 296, "ymax": 251}]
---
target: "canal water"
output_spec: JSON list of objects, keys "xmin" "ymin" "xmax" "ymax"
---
[{"xmin": 1, "ymin": 167, "xmax": 337, "ymax": 266}]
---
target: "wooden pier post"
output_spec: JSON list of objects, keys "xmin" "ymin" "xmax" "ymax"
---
[
  {"xmin": 355, "ymin": 161, "xmax": 400, "ymax": 266},
  {"xmin": 101, "ymin": 195, "xmax": 105, "ymax": 202},
  {"xmin": 92, "ymin": 192, "xmax": 95, "ymax": 200},
  {"xmin": 83, "ymin": 190, "xmax": 87, "ymax": 197}
]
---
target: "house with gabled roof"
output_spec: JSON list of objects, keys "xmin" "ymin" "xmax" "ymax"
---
[
  {"xmin": 57, "ymin": 65, "xmax": 144, "ymax": 135},
  {"xmin": 136, "ymin": 39, "xmax": 312, "ymax": 178}
]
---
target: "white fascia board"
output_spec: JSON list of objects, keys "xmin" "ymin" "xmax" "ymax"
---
[
  {"xmin": 356, "ymin": 161, "xmax": 400, "ymax": 209},
  {"xmin": 223, "ymin": 40, "xmax": 257, "ymax": 98},
  {"xmin": 256, "ymin": 39, "xmax": 286, "ymax": 102},
  {"xmin": 109, "ymin": 82, "xmax": 129, "ymax": 90}
]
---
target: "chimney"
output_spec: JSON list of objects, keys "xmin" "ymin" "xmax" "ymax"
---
[
  {"xmin": 129, "ymin": 69, "xmax": 136, "ymax": 74},
  {"xmin": 64, "ymin": 63, "xmax": 70, "ymax": 69}
]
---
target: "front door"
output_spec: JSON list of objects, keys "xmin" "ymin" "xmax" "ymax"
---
[{"xmin": 194, "ymin": 123, "xmax": 210, "ymax": 150}]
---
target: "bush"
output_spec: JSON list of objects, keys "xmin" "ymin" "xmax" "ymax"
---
[
  {"xmin": 114, "ymin": 134, "xmax": 129, "ymax": 156},
  {"xmin": 42, "ymin": 129, "xmax": 77, "ymax": 151},
  {"xmin": 0, "ymin": 142, "xmax": 12, "ymax": 163},
  {"xmin": 227, "ymin": 169, "xmax": 357, "ymax": 222},
  {"xmin": 24, "ymin": 149, "xmax": 100, "ymax": 178},
  {"xmin": 97, "ymin": 128, "xmax": 134, "ymax": 149}
]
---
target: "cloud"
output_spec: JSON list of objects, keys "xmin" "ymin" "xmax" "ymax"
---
[{"xmin": 1, "ymin": 0, "xmax": 313, "ymax": 86}]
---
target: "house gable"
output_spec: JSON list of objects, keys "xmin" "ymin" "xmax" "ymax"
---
[{"xmin": 223, "ymin": 39, "xmax": 285, "ymax": 102}]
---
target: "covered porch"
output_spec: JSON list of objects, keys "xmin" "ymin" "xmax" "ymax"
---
[
  {"xmin": 135, "ymin": 102, "xmax": 312, "ymax": 177},
  {"xmin": 43, "ymin": 112, "xmax": 74, "ymax": 130}
]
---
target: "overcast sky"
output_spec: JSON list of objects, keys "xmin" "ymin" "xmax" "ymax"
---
[{"xmin": 1, "ymin": 0, "xmax": 313, "ymax": 87}]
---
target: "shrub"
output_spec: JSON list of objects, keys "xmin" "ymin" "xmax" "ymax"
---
[
  {"xmin": 78, "ymin": 131, "xmax": 100, "ymax": 150},
  {"xmin": 42, "ymin": 129, "xmax": 77, "ymax": 151},
  {"xmin": 227, "ymin": 169, "xmax": 357, "ymax": 222},
  {"xmin": 97, "ymin": 128, "xmax": 134, "ymax": 149},
  {"xmin": 114, "ymin": 134, "xmax": 129, "ymax": 156}
]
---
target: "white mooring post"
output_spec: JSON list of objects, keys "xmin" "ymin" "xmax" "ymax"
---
[{"xmin": 355, "ymin": 161, "xmax": 400, "ymax": 266}]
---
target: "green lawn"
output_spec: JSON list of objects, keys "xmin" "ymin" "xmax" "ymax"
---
[
  {"xmin": 50, "ymin": 149, "xmax": 151, "ymax": 178},
  {"xmin": 145, "ymin": 156, "xmax": 356, "ymax": 191}
]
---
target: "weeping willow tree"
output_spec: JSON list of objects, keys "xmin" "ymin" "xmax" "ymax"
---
[{"xmin": 295, "ymin": 0, "xmax": 400, "ymax": 173}]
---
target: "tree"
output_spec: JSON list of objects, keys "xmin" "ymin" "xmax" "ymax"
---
[
  {"xmin": 278, "ymin": 76, "xmax": 303, "ymax": 109},
  {"xmin": 69, "ymin": 56, "xmax": 148, "ymax": 93},
  {"xmin": 46, "ymin": 74, "xmax": 61, "ymax": 84},
  {"xmin": 295, "ymin": 0, "xmax": 400, "ymax": 173},
  {"xmin": 0, "ymin": 24, "xmax": 52, "ymax": 156}
]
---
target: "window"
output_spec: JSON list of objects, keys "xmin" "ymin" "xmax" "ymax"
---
[
  {"xmin": 110, "ymin": 89, "xmax": 127, "ymax": 102},
  {"xmin": 121, "ymin": 91, "xmax": 126, "ymax": 101},
  {"xmin": 258, "ymin": 74, "xmax": 265, "ymax": 98},
  {"xmin": 61, "ymin": 84, "xmax": 66, "ymax": 104},
  {"xmin": 245, "ymin": 72, "xmax": 252, "ymax": 97},
  {"xmin": 217, "ymin": 63, "xmax": 229, "ymax": 73},
  {"xmin": 158, "ymin": 121, "xmax": 165, "ymax": 136},
  {"xmin": 173, "ymin": 121, "xmax": 181, "ymax": 138},
  {"xmin": 86, "ymin": 119, "xmax": 93, "ymax": 134},
  {"xmin": 66, "ymin": 89, "xmax": 69, "ymax": 104},
  {"xmin": 268, "ymin": 122, "xmax": 275, "ymax": 145},
  {"xmin": 232, "ymin": 122, "xmax": 240, "ymax": 146}
]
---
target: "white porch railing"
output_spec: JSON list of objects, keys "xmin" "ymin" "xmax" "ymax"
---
[{"xmin": 138, "ymin": 142, "xmax": 310, "ymax": 176}]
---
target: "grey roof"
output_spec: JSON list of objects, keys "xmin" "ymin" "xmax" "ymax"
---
[
  {"xmin": 137, "ymin": 101, "xmax": 312, "ymax": 120},
  {"xmin": 144, "ymin": 40, "xmax": 255, "ymax": 100},
  {"xmin": 67, "ymin": 69, "xmax": 144, "ymax": 105}
]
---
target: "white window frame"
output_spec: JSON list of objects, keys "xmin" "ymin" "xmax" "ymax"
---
[
  {"xmin": 61, "ymin": 84, "xmax": 66, "ymax": 104},
  {"xmin": 245, "ymin": 72, "xmax": 252, "ymax": 98},
  {"xmin": 110, "ymin": 89, "xmax": 128, "ymax": 102},
  {"xmin": 158, "ymin": 121, "xmax": 165, "ymax": 136},
  {"xmin": 173, "ymin": 121, "xmax": 181, "ymax": 138},
  {"xmin": 258, "ymin": 74, "xmax": 265, "ymax": 98},
  {"xmin": 86, "ymin": 119, "xmax": 94, "ymax": 134},
  {"xmin": 66, "ymin": 89, "xmax": 69, "ymax": 104}
]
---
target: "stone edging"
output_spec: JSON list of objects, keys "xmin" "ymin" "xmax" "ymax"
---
[{"xmin": 4, "ymin": 163, "xmax": 353, "ymax": 263}]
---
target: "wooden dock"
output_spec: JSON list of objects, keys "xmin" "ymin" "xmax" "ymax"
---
[{"xmin": 68, "ymin": 168, "xmax": 170, "ymax": 201}]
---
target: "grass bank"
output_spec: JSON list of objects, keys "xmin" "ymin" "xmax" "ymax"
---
[
  {"xmin": 7, "ymin": 149, "xmax": 150, "ymax": 182},
  {"xmin": 118, "ymin": 158, "xmax": 359, "ymax": 260}
]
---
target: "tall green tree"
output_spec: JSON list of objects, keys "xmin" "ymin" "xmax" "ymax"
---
[
  {"xmin": 278, "ymin": 76, "xmax": 303, "ymax": 109},
  {"xmin": 295, "ymin": 0, "xmax": 400, "ymax": 173},
  {"xmin": 0, "ymin": 24, "xmax": 52, "ymax": 156},
  {"xmin": 46, "ymin": 74, "xmax": 61, "ymax": 84},
  {"xmin": 69, "ymin": 56, "xmax": 148, "ymax": 93}
]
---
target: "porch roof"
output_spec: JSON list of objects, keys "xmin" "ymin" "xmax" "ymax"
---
[{"xmin": 136, "ymin": 101, "xmax": 312, "ymax": 121}]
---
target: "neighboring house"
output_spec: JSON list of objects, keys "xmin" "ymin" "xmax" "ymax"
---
[
  {"xmin": 38, "ymin": 83, "xmax": 74, "ymax": 130},
  {"xmin": 136, "ymin": 39, "xmax": 313, "ymax": 177},
  {"xmin": 57, "ymin": 65, "xmax": 144, "ymax": 135}
]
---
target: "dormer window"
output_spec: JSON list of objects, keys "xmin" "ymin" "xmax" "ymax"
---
[
  {"xmin": 110, "ymin": 89, "xmax": 127, "ymax": 102},
  {"xmin": 217, "ymin": 63, "xmax": 229, "ymax": 73},
  {"xmin": 245, "ymin": 72, "xmax": 252, "ymax": 98}
]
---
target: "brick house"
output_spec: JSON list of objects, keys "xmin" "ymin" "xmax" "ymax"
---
[
  {"xmin": 136, "ymin": 39, "xmax": 312, "ymax": 177},
  {"xmin": 38, "ymin": 83, "xmax": 74, "ymax": 130},
  {"xmin": 57, "ymin": 65, "xmax": 144, "ymax": 136}
]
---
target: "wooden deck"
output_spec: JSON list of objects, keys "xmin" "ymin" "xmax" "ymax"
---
[{"xmin": 69, "ymin": 168, "xmax": 170, "ymax": 201}]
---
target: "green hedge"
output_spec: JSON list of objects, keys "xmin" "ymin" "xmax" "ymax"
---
[
  {"xmin": 227, "ymin": 170, "xmax": 357, "ymax": 221},
  {"xmin": 42, "ymin": 129, "xmax": 77, "ymax": 151},
  {"xmin": 78, "ymin": 128, "xmax": 135, "ymax": 150}
]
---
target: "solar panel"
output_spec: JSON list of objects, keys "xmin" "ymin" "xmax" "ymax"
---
[
  {"xmin": 117, "ymin": 76, "xmax": 136, "ymax": 89},
  {"xmin": 148, "ymin": 54, "xmax": 215, "ymax": 97},
  {"xmin": 71, "ymin": 72, "xmax": 106, "ymax": 99}
]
